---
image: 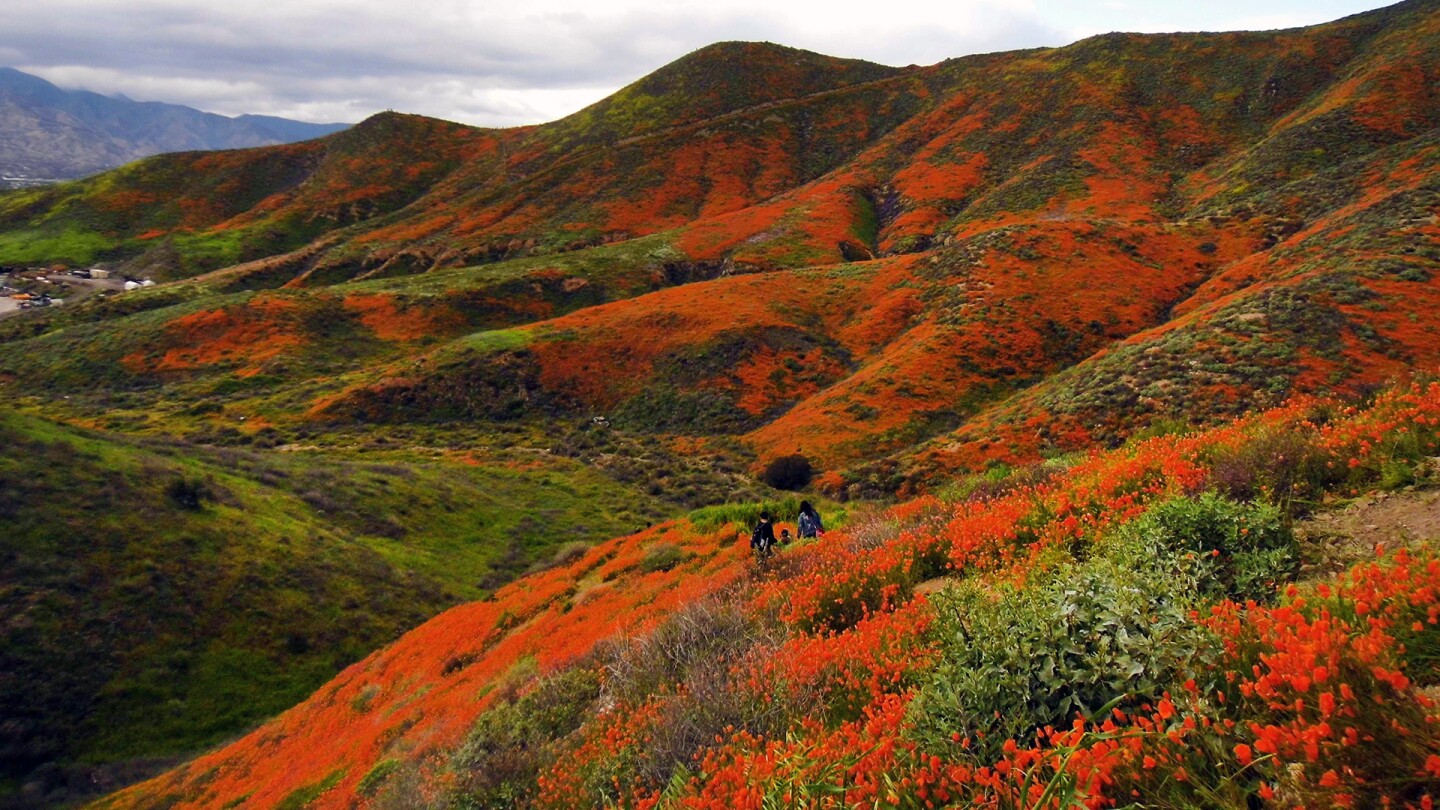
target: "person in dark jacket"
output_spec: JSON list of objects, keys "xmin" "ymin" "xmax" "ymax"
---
[
  {"xmin": 750, "ymin": 510, "xmax": 778, "ymax": 560},
  {"xmin": 797, "ymin": 500, "xmax": 825, "ymax": 539}
]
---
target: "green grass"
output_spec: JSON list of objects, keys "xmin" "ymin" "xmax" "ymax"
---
[
  {"xmin": 169, "ymin": 228, "xmax": 260, "ymax": 271},
  {"xmin": 452, "ymin": 327, "xmax": 534, "ymax": 355},
  {"xmin": 0, "ymin": 226, "xmax": 117, "ymax": 265},
  {"xmin": 358, "ymin": 232, "xmax": 686, "ymax": 297},
  {"xmin": 687, "ymin": 495, "xmax": 848, "ymax": 533},
  {"xmin": 0, "ymin": 412, "xmax": 672, "ymax": 796},
  {"xmin": 276, "ymin": 768, "xmax": 346, "ymax": 810}
]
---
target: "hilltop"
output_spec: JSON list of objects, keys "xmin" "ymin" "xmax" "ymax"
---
[{"xmin": 0, "ymin": 0, "xmax": 1438, "ymax": 805}]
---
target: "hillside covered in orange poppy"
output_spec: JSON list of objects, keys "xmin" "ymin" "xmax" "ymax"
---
[
  {"xmin": 96, "ymin": 376, "xmax": 1440, "ymax": 810},
  {"xmin": 1, "ymin": 0, "xmax": 1439, "ymax": 806},
  {"xmin": 3, "ymin": 0, "xmax": 1437, "ymax": 488}
]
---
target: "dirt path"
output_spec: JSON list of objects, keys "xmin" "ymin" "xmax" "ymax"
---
[
  {"xmin": 0, "ymin": 275, "xmax": 128, "ymax": 320},
  {"xmin": 1297, "ymin": 485, "xmax": 1440, "ymax": 578}
]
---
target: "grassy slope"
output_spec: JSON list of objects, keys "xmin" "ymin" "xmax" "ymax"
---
[{"xmin": 0, "ymin": 412, "xmax": 672, "ymax": 799}]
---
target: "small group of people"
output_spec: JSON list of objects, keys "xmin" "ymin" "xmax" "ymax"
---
[{"xmin": 750, "ymin": 500, "xmax": 824, "ymax": 561}]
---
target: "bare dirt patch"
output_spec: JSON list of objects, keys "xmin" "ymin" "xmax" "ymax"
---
[
  {"xmin": 914, "ymin": 577, "xmax": 958, "ymax": 597},
  {"xmin": 1297, "ymin": 483, "xmax": 1440, "ymax": 578}
]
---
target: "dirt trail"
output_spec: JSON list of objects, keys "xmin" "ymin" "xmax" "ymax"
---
[{"xmin": 1297, "ymin": 485, "xmax": 1440, "ymax": 578}]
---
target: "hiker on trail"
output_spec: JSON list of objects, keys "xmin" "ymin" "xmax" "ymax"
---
[
  {"xmin": 751, "ymin": 510, "xmax": 778, "ymax": 561},
  {"xmin": 797, "ymin": 500, "xmax": 825, "ymax": 539}
]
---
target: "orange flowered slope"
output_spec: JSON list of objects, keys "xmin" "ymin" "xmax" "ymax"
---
[
  {"xmin": 95, "ymin": 520, "xmax": 755, "ymax": 810},
  {"xmin": 322, "ymin": 257, "xmax": 918, "ymax": 428},
  {"xmin": 100, "ymin": 382, "xmax": 1440, "ymax": 809},
  {"xmin": 890, "ymin": 130, "xmax": 1440, "ymax": 489},
  {"xmin": 323, "ymin": 113, "xmax": 1435, "ymax": 475},
  {"xmin": 6, "ymin": 2, "xmax": 1434, "ymax": 284},
  {"xmin": 109, "ymin": 292, "xmax": 474, "ymax": 381},
  {"xmin": 1187, "ymin": 5, "xmax": 1440, "ymax": 208},
  {"xmin": 0, "ymin": 113, "xmax": 501, "ymax": 278},
  {"xmin": 323, "ymin": 215, "xmax": 1234, "ymax": 461},
  {"xmin": 207, "ymin": 114, "xmax": 507, "ymax": 231},
  {"xmin": 0, "ymin": 44, "xmax": 923, "ymax": 282},
  {"xmin": 36, "ymin": 239, "xmax": 722, "ymax": 394},
  {"xmin": 330, "ymin": 66, "xmax": 930, "ymax": 275},
  {"xmin": 651, "ymin": 13, "xmax": 1380, "ymax": 269},
  {"xmin": 745, "ymin": 218, "xmax": 1267, "ymax": 469},
  {"xmin": 340, "ymin": 293, "xmax": 468, "ymax": 342},
  {"xmin": 119, "ymin": 296, "xmax": 305, "ymax": 377},
  {"xmin": 9, "ymin": 0, "xmax": 1437, "ymax": 488}
]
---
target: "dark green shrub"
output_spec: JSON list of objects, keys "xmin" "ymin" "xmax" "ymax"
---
[
  {"xmin": 446, "ymin": 667, "xmax": 602, "ymax": 808},
  {"xmin": 760, "ymin": 454, "xmax": 812, "ymax": 491},
  {"xmin": 639, "ymin": 543, "xmax": 688, "ymax": 573},
  {"xmin": 1204, "ymin": 427, "xmax": 1338, "ymax": 515},
  {"xmin": 1112, "ymin": 492, "xmax": 1297, "ymax": 603},
  {"xmin": 908, "ymin": 559, "xmax": 1213, "ymax": 762},
  {"xmin": 165, "ymin": 476, "xmax": 211, "ymax": 510},
  {"xmin": 613, "ymin": 385, "xmax": 753, "ymax": 434}
]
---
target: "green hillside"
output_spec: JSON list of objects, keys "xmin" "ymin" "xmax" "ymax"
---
[{"xmin": 0, "ymin": 412, "xmax": 675, "ymax": 798}]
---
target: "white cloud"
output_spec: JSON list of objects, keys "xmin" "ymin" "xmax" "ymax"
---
[
  {"xmin": 23, "ymin": 66, "xmax": 267, "ymax": 104},
  {"xmin": 1227, "ymin": 14, "xmax": 1316, "ymax": 31}
]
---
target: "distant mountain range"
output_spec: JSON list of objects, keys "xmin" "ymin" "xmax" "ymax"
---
[{"xmin": 0, "ymin": 67, "xmax": 349, "ymax": 187}]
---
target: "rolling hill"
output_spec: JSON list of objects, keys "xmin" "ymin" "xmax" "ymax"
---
[
  {"xmin": 2, "ymin": 2, "xmax": 1437, "ymax": 484},
  {"xmin": 0, "ymin": 0, "xmax": 1438, "ymax": 805},
  {"xmin": 0, "ymin": 411, "xmax": 692, "ymax": 804}
]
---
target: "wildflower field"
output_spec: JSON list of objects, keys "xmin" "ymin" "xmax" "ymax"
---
[
  {"xmin": 3, "ymin": 2, "xmax": 1438, "ymax": 803},
  {"xmin": 102, "ymin": 381, "xmax": 1440, "ymax": 809}
]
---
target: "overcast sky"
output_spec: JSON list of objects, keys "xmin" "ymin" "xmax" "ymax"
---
[{"xmin": 4, "ymin": 0, "xmax": 1398, "ymax": 128}]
